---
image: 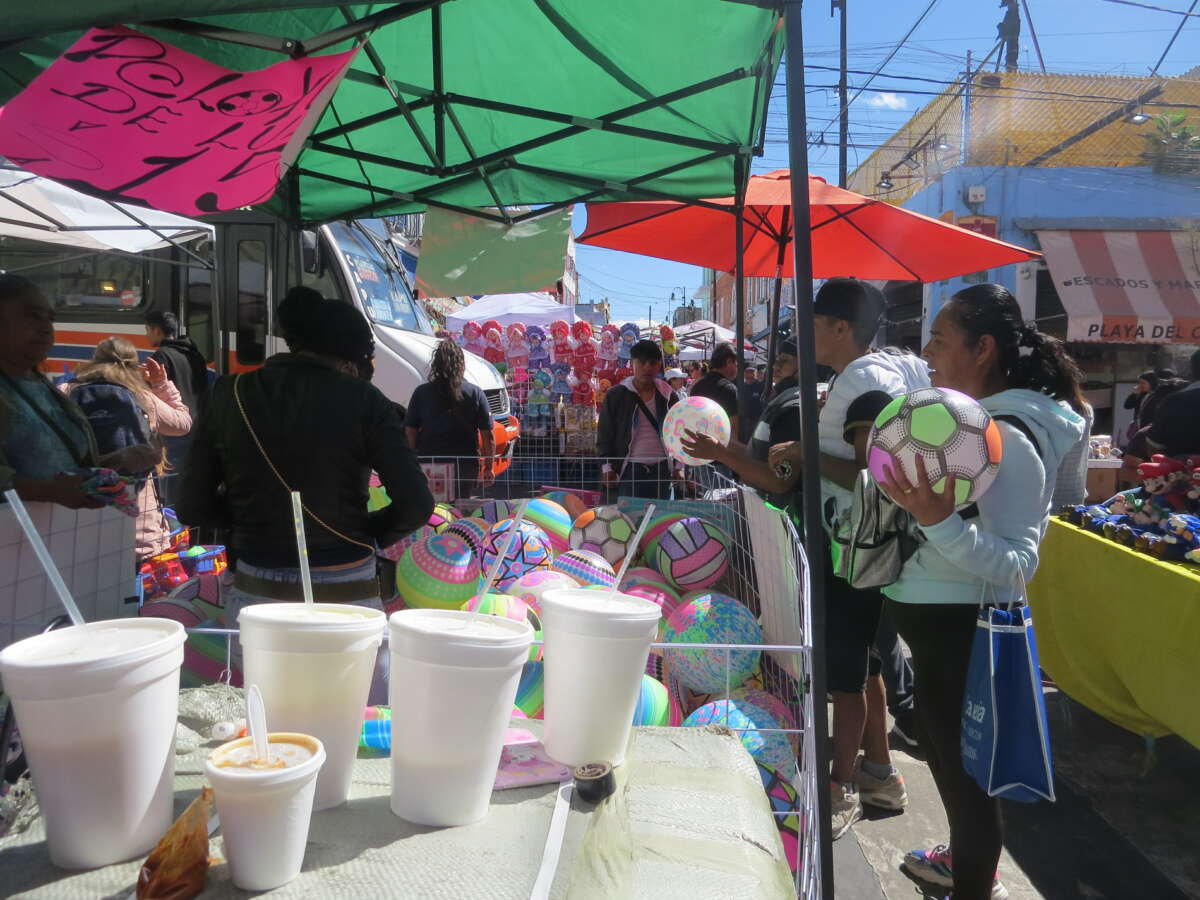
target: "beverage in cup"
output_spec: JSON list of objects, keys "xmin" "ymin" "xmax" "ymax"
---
[
  {"xmin": 205, "ymin": 732, "xmax": 326, "ymax": 891},
  {"xmin": 0, "ymin": 618, "xmax": 186, "ymax": 868},
  {"xmin": 539, "ymin": 589, "xmax": 662, "ymax": 768},
  {"xmin": 238, "ymin": 603, "xmax": 384, "ymax": 810},
  {"xmin": 388, "ymin": 609, "xmax": 533, "ymax": 826}
]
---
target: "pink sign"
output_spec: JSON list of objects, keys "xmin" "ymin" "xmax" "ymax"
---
[{"xmin": 0, "ymin": 27, "xmax": 357, "ymax": 216}]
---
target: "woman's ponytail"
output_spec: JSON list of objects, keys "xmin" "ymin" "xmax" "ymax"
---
[{"xmin": 949, "ymin": 283, "xmax": 1084, "ymax": 405}]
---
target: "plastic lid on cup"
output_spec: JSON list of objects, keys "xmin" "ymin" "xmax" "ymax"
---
[
  {"xmin": 388, "ymin": 609, "xmax": 533, "ymax": 668},
  {"xmin": 238, "ymin": 603, "xmax": 385, "ymax": 654},
  {"xmin": 539, "ymin": 588, "xmax": 662, "ymax": 638}
]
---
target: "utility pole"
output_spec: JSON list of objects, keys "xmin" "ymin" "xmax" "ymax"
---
[
  {"xmin": 960, "ymin": 49, "xmax": 972, "ymax": 166},
  {"xmin": 832, "ymin": 0, "xmax": 849, "ymax": 187}
]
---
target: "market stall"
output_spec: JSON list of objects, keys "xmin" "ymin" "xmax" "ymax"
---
[{"xmin": 1028, "ymin": 519, "xmax": 1200, "ymax": 749}]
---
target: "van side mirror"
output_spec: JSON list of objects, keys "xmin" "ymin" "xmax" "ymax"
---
[{"xmin": 299, "ymin": 230, "xmax": 321, "ymax": 275}]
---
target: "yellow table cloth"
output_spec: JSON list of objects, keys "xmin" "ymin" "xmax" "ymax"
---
[{"xmin": 1029, "ymin": 519, "xmax": 1200, "ymax": 748}]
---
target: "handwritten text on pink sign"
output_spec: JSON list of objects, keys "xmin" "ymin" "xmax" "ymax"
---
[{"xmin": 0, "ymin": 27, "xmax": 356, "ymax": 216}]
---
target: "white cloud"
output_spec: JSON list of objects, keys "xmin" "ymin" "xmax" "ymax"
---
[{"xmin": 865, "ymin": 92, "xmax": 908, "ymax": 111}]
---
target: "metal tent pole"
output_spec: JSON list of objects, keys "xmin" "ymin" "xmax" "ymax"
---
[
  {"xmin": 733, "ymin": 157, "xmax": 748, "ymax": 391},
  {"xmin": 763, "ymin": 205, "xmax": 790, "ymax": 404},
  {"xmin": 783, "ymin": 4, "xmax": 834, "ymax": 897}
]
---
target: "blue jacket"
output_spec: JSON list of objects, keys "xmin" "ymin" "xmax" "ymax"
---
[{"xmin": 883, "ymin": 389, "xmax": 1085, "ymax": 607}]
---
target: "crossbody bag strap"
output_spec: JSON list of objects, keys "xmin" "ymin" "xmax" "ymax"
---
[
  {"xmin": 233, "ymin": 374, "xmax": 373, "ymax": 554},
  {"xmin": 0, "ymin": 372, "xmax": 92, "ymax": 468}
]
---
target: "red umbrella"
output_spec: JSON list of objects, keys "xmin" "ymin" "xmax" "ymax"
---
[{"xmin": 578, "ymin": 169, "xmax": 1039, "ymax": 282}]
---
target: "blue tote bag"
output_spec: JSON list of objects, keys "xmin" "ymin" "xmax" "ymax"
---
[{"xmin": 960, "ymin": 585, "xmax": 1056, "ymax": 803}]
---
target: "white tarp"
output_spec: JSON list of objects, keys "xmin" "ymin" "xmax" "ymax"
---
[
  {"xmin": 444, "ymin": 292, "xmax": 580, "ymax": 329},
  {"xmin": 0, "ymin": 166, "xmax": 212, "ymax": 253}
]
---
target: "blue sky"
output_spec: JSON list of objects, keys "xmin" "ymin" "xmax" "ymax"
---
[{"xmin": 575, "ymin": 0, "xmax": 1200, "ymax": 326}]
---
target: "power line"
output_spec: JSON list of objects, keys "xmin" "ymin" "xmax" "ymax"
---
[
  {"xmin": 1100, "ymin": 0, "xmax": 1200, "ymax": 15},
  {"xmin": 1152, "ymin": 0, "xmax": 1200, "ymax": 74},
  {"xmin": 812, "ymin": 0, "xmax": 942, "ymax": 146}
]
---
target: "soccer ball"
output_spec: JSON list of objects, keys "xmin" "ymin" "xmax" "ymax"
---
[
  {"xmin": 867, "ymin": 387, "xmax": 1003, "ymax": 508},
  {"xmin": 569, "ymin": 506, "xmax": 635, "ymax": 567}
]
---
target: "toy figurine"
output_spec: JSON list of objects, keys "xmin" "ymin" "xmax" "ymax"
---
[
  {"xmin": 550, "ymin": 320, "xmax": 573, "ymax": 364},
  {"xmin": 483, "ymin": 327, "xmax": 506, "ymax": 367},
  {"xmin": 572, "ymin": 377, "xmax": 595, "ymax": 408},
  {"xmin": 614, "ymin": 364, "xmax": 632, "ymax": 383},
  {"xmin": 506, "ymin": 323, "xmax": 529, "ymax": 369},
  {"xmin": 526, "ymin": 369, "xmax": 552, "ymax": 436},
  {"xmin": 598, "ymin": 324, "xmax": 619, "ymax": 368},
  {"xmin": 572, "ymin": 321, "xmax": 597, "ymax": 378},
  {"xmin": 1138, "ymin": 455, "xmax": 1191, "ymax": 516},
  {"xmin": 483, "ymin": 319, "xmax": 502, "ymax": 337},
  {"xmin": 549, "ymin": 361, "xmax": 573, "ymax": 403},
  {"xmin": 660, "ymin": 324, "xmax": 678, "ymax": 367},
  {"xmin": 507, "ymin": 365, "xmax": 530, "ymax": 408},
  {"xmin": 462, "ymin": 321, "xmax": 485, "ymax": 357},
  {"xmin": 595, "ymin": 377, "xmax": 612, "ymax": 409},
  {"xmin": 526, "ymin": 324, "xmax": 550, "ymax": 369},
  {"xmin": 617, "ymin": 322, "xmax": 639, "ymax": 363}
]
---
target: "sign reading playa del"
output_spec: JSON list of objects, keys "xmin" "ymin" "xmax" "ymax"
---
[{"xmin": 0, "ymin": 27, "xmax": 356, "ymax": 217}]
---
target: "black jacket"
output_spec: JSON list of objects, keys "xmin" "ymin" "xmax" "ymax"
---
[
  {"xmin": 177, "ymin": 353, "xmax": 433, "ymax": 567},
  {"xmin": 596, "ymin": 378, "xmax": 679, "ymax": 466},
  {"xmin": 152, "ymin": 337, "xmax": 210, "ymax": 418},
  {"xmin": 1148, "ymin": 383, "xmax": 1200, "ymax": 457}
]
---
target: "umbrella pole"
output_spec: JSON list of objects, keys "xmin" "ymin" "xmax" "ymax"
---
[
  {"xmin": 784, "ymin": 4, "xmax": 835, "ymax": 897},
  {"xmin": 733, "ymin": 159, "xmax": 747, "ymax": 397},
  {"xmin": 763, "ymin": 205, "xmax": 790, "ymax": 404}
]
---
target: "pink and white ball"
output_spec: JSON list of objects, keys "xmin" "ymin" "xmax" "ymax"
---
[{"xmin": 661, "ymin": 396, "xmax": 731, "ymax": 467}]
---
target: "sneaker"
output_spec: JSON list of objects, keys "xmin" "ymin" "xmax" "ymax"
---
[
  {"xmin": 852, "ymin": 758, "xmax": 908, "ymax": 810},
  {"xmin": 890, "ymin": 708, "xmax": 920, "ymax": 749},
  {"xmin": 830, "ymin": 782, "xmax": 862, "ymax": 840},
  {"xmin": 902, "ymin": 845, "xmax": 1009, "ymax": 899}
]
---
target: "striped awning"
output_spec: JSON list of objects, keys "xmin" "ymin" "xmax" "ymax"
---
[{"xmin": 1038, "ymin": 230, "xmax": 1200, "ymax": 344}]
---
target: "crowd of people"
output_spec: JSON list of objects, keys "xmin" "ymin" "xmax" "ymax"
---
[{"xmin": 5, "ymin": 265, "xmax": 1195, "ymax": 900}]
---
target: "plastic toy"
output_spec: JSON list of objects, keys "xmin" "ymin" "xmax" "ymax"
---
[
  {"xmin": 664, "ymin": 592, "xmax": 762, "ymax": 694},
  {"xmin": 483, "ymin": 326, "xmax": 506, "ymax": 367},
  {"xmin": 462, "ymin": 321, "xmax": 485, "ymax": 356},
  {"xmin": 653, "ymin": 516, "xmax": 731, "ymax": 591},
  {"xmin": 549, "ymin": 361, "xmax": 573, "ymax": 403},
  {"xmin": 569, "ymin": 506, "xmax": 636, "ymax": 567},
  {"xmin": 617, "ymin": 322, "xmax": 639, "ymax": 363},
  {"xmin": 550, "ymin": 320, "xmax": 573, "ymax": 363},
  {"xmin": 395, "ymin": 533, "xmax": 480, "ymax": 610},
  {"xmin": 662, "ymin": 395, "xmax": 732, "ymax": 467},
  {"xmin": 659, "ymin": 324, "xmax": 678, "ymax": 367},
  {"xmin": 571, "ymin": 378, "xmax": 594, "ymax": 409},
  {"xmin": 479, "ymin": 518, "xmax": 553, "ymax": 589},
  {"xmin": 526, "ymin": 325, "xmax": 550, "ymax": 368},
  {"xmin": 1138, "ymin": 455, "xmax": 1191, "ymax": 515},
  {"xmin": 550, "ymin": 548, "xmax": 617, "ymax": 587},
  {"xmin": 524, "ymin": 498, "xmax": 572, "ymax": 555},
  {"xmin": 598, "ymin": 325, "xmax": 619, "ymax": 374},
  {"xmin": 683, "ymin": 697, "xmax": 793, "ymax": 774},
  {"xmin": 505, "ymin": 323, "xmax": 529, "ymax": 368},
  {"xmin": 525, "ymin": 369, "xmax": 552, "ymax": 436},
  {"xmin": 595, "ymin": 377, "xmax": 613, "ymax": 409}
]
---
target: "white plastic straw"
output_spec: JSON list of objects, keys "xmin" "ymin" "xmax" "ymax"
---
[
  {"xmin": 3, "ymin": 489, "xmax": 84, "ymax": 627},
  {"xmin": 290, "ymin": 492, "xmax": 314, "ymax": 605},
  {"xmin": 467, "ymin": 498, "xmax": 530, "ymax": 625},
  {"xmin": 610, "ymin": 504, "xmax": 656, "ymax": 597}
]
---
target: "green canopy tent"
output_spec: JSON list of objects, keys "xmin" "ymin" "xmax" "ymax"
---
[
  {"xmin": 0, "ymin": 4, "xmax": 836, "ymax": 893},
  {"xmin": 0, "ymin": 2, "xmax": 781, "ymax": 225}
]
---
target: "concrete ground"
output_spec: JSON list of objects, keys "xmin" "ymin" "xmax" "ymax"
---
[{"xmin": 831, "ymin": 688, "xmax": 1200, "ymax": 899}]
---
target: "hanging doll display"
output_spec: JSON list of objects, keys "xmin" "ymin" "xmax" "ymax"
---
[
  {"xmin": 525, "ymin": 368, "xmax": 552, "ymax": 436},
  {"xmin": 461, "ymin": 321, "xmax": 485, "ymax": 357},
  {"xmin": 549, "ymin": 361, "xmax": 573, "ymax": 404},
  {"xmin": 506, "ymin": 323, "xmax": 529, "ymax": 369},
  {"xmin": 482, "ymin": 326, "xmax": 506, "ymax": 369},
  {"xmin": 617, "ymin": 322, "xmax": 639, "ymax": 365},
  {"xmin": 571, "ymin": 320, "xmax": 597, "ymax": 381},
  {"xmin": 549, "ymin": 320, "xmax": 573, "ymax": 364},
  {"xmin": 597, "ymin": 324, "xmax": 619, "ymax": 379},
  {"xmin": 526, "ymin": 325, "xmax": 551, "ymax": 369}
]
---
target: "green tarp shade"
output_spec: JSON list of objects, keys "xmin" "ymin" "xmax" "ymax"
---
[{"xmin": 0, "ymin": 1, "xmax": 782, "ymax": 225}]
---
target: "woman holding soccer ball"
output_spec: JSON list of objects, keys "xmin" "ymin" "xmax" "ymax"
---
[{"xmin": 877, "ymin": 283, "xmax": 1085, "ymax": 900}]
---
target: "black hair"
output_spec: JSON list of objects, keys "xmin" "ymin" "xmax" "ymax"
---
[
  {"xmin": 948, "ymin": 283, "xmax": 1084, "ymax": 404},
  {"xmin": 630, "ymin": 339, "xmax": 663, "ymax": 365},
  {"xmin": 1189, "ymin": 350, "xmax": 1200, "ymax": 382},
  {"xmin": 1137, "ymin": 370, "xmax": 1160, "ymax": 390},
  {"xmin": 813, "ymin": 277, "xmax": 885, "ymax": 346},
  {"xmin": 710, "ymin": 342, "xmax": 737, "ymax": 369},
  {"xmin": 144, "ymin": 309, "xmax": 179, "ymax": 338},
  {"xmin": 1155, "ymin": 367, "xmax": 1177, "ymax": 380},
  {"xmin": 0, "ymin": 273, "xmax": 44, "ymax": 306},
  {"xmin": 277, "ymin": 286, "xmax": 374, "ymax": 375}
]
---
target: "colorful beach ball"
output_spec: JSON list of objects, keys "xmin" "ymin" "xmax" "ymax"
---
[
  {"xmin": 395, "ymin": 533, "xmax": 480, "ymax": 611},
  {"xmin": 526, "ymin": 498, "xmax": 572, "ymax": 555},
  {"xmin": 733, "ymin": 687, "xmax": 798, "ymax": 751},
  {"xmin": 428, "ymin": 502, "xmax": 458, "ymax": 533},
  {"xmin": 550, "ymin": 548, "xmax": 617, "ymax": 588},
  {"xmin": 623, "ymin": 581, "xmax": 682, "ymax": 638},
  {"xmin": 470, "ymin": 499, "xmax": 515, "ymax": 525},
  {"xmin": 505, "ymin": 569, "xmax": 578, "ymax": 616},
  {"xmin": 515, "ymin": 660, "xmax": 545, "ymax": 719},
  {"xmin": 868, "ymin": 387, "xmax": 1003, "ymax": 510},
  {"xmin": 683, "ymin": 697, "xmax": 794, "ymax": 773},
  {"xmin": 460, "ymin": 592, "xmax": 543, "ymax": 661},
  {"xmin": 756, "ymin": 761, "xmax": 801, "ymax": 873},
  {"xmin": 480, "ymin": 519, "xmax": 552, "ymax": 589},
  {"xmin": 661, "ymin": 396, "xmax": 732, "ymax": 467},
  {"xmin": 632, "ymin": 674, "xmax": 683, "ymax": 726},
  {"xmin": 444, "ymin": 517, "xmax": 491, "ymax": 556},
  {"xmin": 541, "ymin": 490, "xmax": 587, "ymax": 522},
  {"xmin": 620, "ymin": 566, "xmax": 671, "ymax": 593},
  {"xmin": 663, "ymin": 592, "xmax": 761, "ymax": 694},
  {"xmin": 653, "ymin": 516, "xmax": 731, "ymax": 591},
  {"xmin": 637, "ymin": 512, "xmax": 689, "ymax": 563},
  {"xmin": 569, "ymin": 506, "xmax": 635, "ymax": 568}
]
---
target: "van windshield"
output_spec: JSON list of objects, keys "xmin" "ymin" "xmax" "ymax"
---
[{"xmin": 328, "ymin": 221, "xmax": 431, "ymax": 334}]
